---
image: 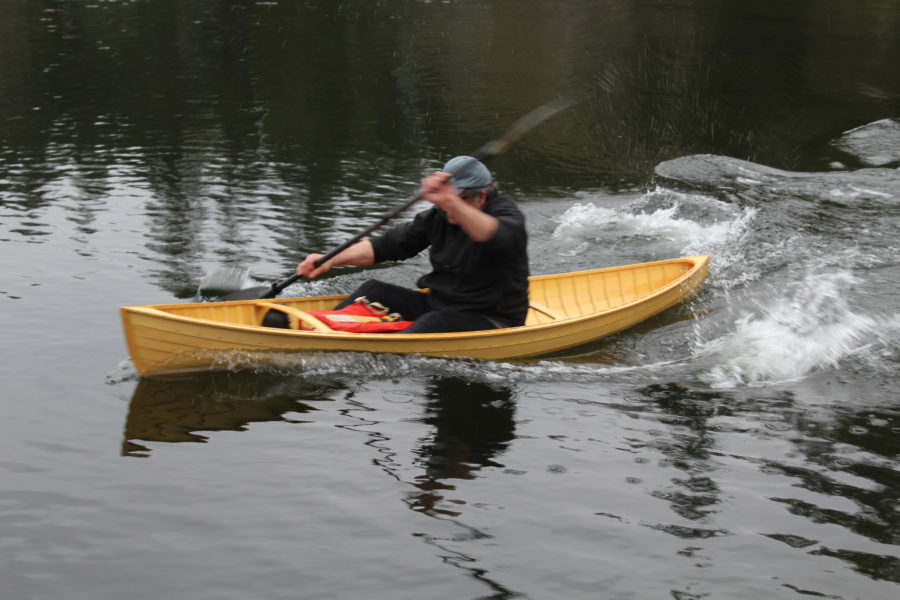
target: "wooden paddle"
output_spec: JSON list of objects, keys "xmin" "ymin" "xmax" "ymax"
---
[{"xmin": 218, "ymin": 97, "xmax": 575, "ymax": 302}]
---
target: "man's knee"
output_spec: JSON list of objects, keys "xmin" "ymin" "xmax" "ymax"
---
[
  {"xmin": 405, "ymin": 310, "xmax": 496, "ymax": 334},
  {"xmin": 336, "ymin": 279, "xmax": 394, "ymax": 309},
  {"xmin": 335, "ymin": 279, "xmax": 430, "ymax": 320}
]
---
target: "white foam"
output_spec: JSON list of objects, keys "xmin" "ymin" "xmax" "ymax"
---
[
  {"xmin": 551, "ymin": 192, "xmax": 756, "ymax": 261},
  {"xmin": 697, "ymin": 270, "xmax": 886, "ymax": 388}
]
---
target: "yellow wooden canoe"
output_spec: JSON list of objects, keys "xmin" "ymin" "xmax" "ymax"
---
[{"xmin": 120, "ymin": 255, "xmax": 709, "ymax": 376}]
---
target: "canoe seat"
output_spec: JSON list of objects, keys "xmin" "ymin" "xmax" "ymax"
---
[{"xmin": 254, "ymin": 302, "xmax": 333, "ymax": 332}]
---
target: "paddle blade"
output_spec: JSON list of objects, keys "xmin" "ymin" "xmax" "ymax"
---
[
  {"xmin": 198, "ymin": 267, "xmax": 251, "ymax": 295},
  {"xmin": 214, "ymin": 273, "xmax": 302, "ymax": 301}
]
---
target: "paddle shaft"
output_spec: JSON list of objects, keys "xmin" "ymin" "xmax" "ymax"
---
[
  {"xmin": 247, "ymin": 97, "xmax": 575, "ymax": 300},
  {"xmin": 262, "ymin": 190, "xmax": 426, "ymax": 297}
]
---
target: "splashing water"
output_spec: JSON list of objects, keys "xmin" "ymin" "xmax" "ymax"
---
[
  {"xmin": 697, "ymin": 270, "xmax": 886, "ymax": 388},
  {"xmin": 551, "ymin": 190, "xmax": 756, "ymax": 262}
]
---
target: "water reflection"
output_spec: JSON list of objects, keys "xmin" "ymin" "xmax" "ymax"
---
[
  {"xmin": 636, "ymin": 382, "xmax": 900, "ymax": 584},
  {"xmin": 636, "ymin": 383, "xmax": 730, "ymax": 537},
  {"xmin": 770, "ymin": 403, "xmax": 900, "ymax": 583},
  {"xmin": 5, "ymin": 0, "xmax": 900, "ymax": 300},
  {"xmin": 406, "ymin": 376, "xmax": 516, "ymax": 517},
  {"xmin": 402, "ymin": 376, "xmax": 521, "ymax": 598},
  {"xmin": 121, "ymin": 373, "xmax": 338, "ymax": 457}
]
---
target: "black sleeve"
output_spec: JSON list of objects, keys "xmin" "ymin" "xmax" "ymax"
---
[
  {"xmin": 482, "ymin": 196, "xmax": 526, "ymax": 253},
  {"xmin": 369, "ymin": 208, "xmax": 435, "ymax": 263}
]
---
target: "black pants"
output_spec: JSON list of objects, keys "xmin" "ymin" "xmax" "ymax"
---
[{"xmin": 335, "ymin": 280, "xmax": 503, "ymax": 334}]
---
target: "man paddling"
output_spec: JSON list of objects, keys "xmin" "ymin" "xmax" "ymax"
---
[{"xmin": 295, "ymin": 156, "xmax": 529, "ymax": 333}]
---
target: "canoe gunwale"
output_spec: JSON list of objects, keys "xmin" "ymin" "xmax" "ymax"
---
[{"xmin": 123, "ymin": 255, "xmax": 709, "ymax": 341}]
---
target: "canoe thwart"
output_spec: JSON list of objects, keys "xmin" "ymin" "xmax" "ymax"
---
[{"xmin": 529, "ymin": 301, "xmax": 564, "ymax": 320}]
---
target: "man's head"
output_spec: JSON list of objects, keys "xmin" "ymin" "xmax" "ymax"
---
[{"xmin": 443, "ymin": 156, "xmax": 492, "ymax": 197}]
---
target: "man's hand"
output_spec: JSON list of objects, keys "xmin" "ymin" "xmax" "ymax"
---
[
  {"xmin": 296, "ymin": 253, "xmax": 330, "ymax": 279},
  {"xmin": 419, "ymin": 171, "xmax": 457, "ymax": 210},
  {"xmin": 296, "ymin": 241, "xmax": 375, "ymax": 279},
  {"xmin": 420, "ymin": 172, "xmax": 498, "ymax": 242}
]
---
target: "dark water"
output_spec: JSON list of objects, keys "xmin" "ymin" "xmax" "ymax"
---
[{"xmin": 2, "ymin": 1, "xmax": 899, "ymax": 598}]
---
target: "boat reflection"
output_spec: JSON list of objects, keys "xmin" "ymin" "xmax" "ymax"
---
[{"xmin": 122, "ymin": 373, "xmax": 339, "ymax": 457}]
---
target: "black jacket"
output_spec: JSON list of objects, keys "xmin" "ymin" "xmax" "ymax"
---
[{"xmin": 370, "ymin": 194, "xmax": 529, "ymax": 325}]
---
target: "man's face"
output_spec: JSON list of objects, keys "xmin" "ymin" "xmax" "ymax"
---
[{"xmin": 446, "ymin": 190, "xmax": 486, "ymax": 225}]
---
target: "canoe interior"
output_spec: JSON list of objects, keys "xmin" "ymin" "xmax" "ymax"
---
[
  {"xmin": 526, "ymin": 259, "xmax": 695, "ymax": 325},
  {"xmin": 147, "ymin": 257, "xmax": 701, "ymax": 327}
]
